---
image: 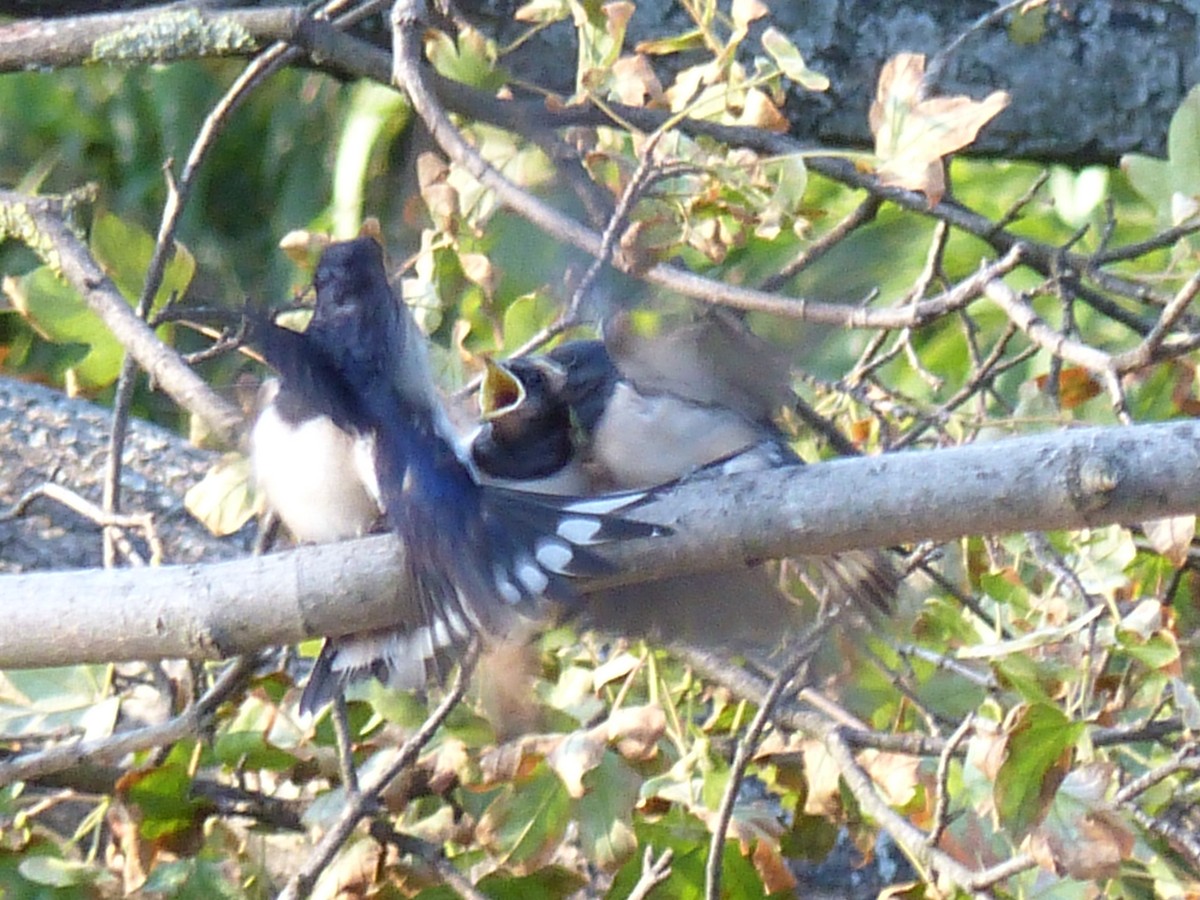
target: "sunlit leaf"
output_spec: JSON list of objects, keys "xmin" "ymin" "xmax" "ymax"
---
[
  {"xmin": 0, "ymin": 665, "xmax": 118, "ymax": 741},
  {"xmin": 994, "ymin": 703, "xmax": 1082, "ymax": 837},
  {"xmin": 1122, "ymin": 84, "xmax": 1200, "ymax": 225},
  {"xmin": 91, "ymin": 212, "xmax": 195, "ymax": 313},
  {"xmin": 761, "ymin": 27, "xmax": 829, "ymax": 91},
  {"xmin": 869, "ymin": 53, "xmax": 1010, "ymax": 203},
  {"xmin": 4, "ymin": 268, "xmax": 127, "ymax": 389},
  {"xmin": 18, "ymin": 856, "xmax": 112, "ymax": 888},
  {"xmin": 1047, "ymin": 165, "xmax": 1110, "ymax": 228},
  {"xmin": 185, "ymin": 452, "xmax": 256, "ymax": 538},
  {"xmin": 514, "ymin": 0, "xmax": 570, "ymax": 24}
]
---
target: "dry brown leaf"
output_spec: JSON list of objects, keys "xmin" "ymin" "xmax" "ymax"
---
[
  {"xmin": 605, "ymin": 704, "xmax": 666, "ymax": 761},
  {"xmin": 740, "ymin": 87, "xmax": 789, "ymax": 132},
  {"xmin": 477, "ymin": 734, "xmax": 563, "ymax": 787},
  {"xmin": 1142, "ymin": 514, "xmax": 1196, "ymax": 567},
  {"xmin": 751, "ymin": 838, "xmax": 798, "ymax": 895},
  {"xmin": 603, "ymin": 1, "xmax": 635, "ymax": 36},
  {"xmin": 1036, "ymin": 815, "xmax": 1133, "ymax": 881},
  {"xmin": 859, "ymin": 749, "xmax": 921, "ymax": 807},
  {"xmin": 459, "ymin": 252, "xmax": 496, "ymax": 296},
  {"xmin": 311, "ymin": 837, "xmax": 384, "ymax": 900},
  {"xmin": 801, "ymin": 739, "xmax": 842, "ymax": 817},
  {"xmin": 869, "ymin": 52, "xmax": 1010, "ymax": 203},
  {"xmin": 548, "ymin": 729, "xmax": 609, "ymax": 798},
  {"xmin": 421, "ymin": 182, "xmax": 459, "ymax": 231},
  {"xmin": 611, "ymin": 54, "xmax": 666, "ymax": 107},
  {"xmin": 1034, "ymin": 366, "xmax": 1103, "ymax": 408}
]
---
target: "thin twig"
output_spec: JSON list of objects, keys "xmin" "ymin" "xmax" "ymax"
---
[
  {"xmin": 0, "ymin": 656, "xmax": 257, "ymax": 789},
  {"xmin": 925, "ymin": 0, "xmax": 1032, "ymax": 87},
  {"xmin": 704, "ymin": 627, "xmax": 824, "ymax": 900},
  {"xmin": 760, "ymin": 194, "xmax": 882, "ymax": 292},
  {"xmin": 927, "ymin": 713, "xmax": 973, "ymax": 849},
  {"xmin": 1, "ymin": 482, "xmax": 162, "ymax": 567},
  {"xmin": 369, "ymin": 823, "xmax": 490, "ymax": 900},
  {"xmin": 627, "ymin": 847, "xmax": 674, "ymax": 900},
  {"xmin": 279, "ymin": 640, "xmax": 479, "ymax": 900},
  {"xmin": 330, "ymin": 693, "xmax": 361, "ymax": 796}
]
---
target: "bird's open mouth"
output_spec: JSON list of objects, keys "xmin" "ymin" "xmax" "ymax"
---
[{"xmin": 479, "ymin": 358, "xmax": 525, "ymax": 419}]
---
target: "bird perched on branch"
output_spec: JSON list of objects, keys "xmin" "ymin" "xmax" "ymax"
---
[
  {"xmin": 248, "ymin": 238, "xmax": 665, "ymax": 713},
  {"xmin": 472, "ymin": 315, "xmax": 899, "ymax": 650}
]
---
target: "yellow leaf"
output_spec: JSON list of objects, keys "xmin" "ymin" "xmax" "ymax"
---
[{"xmin": 185, "ymin": 453, "xmax": 256, "ymax": 537}]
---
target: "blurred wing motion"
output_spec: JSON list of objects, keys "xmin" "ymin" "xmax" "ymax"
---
[
  {"xmin": 473, "ymin": 315, "xmax": 900, "ymax": 654},
  {"xmin": 247, "ymin": 239, "xmax": 665, "ymax": 713}
]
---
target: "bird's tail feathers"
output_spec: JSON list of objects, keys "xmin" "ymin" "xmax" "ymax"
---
[
  {"xmin": 801, "ymin": 549, "xmax": 900, "ymax": 615},
  {"xmin": 298, "ymin": 620, "xmax": 469, "ymax": 716}
]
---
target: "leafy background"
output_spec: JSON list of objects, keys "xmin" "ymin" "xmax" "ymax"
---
[{"xmin": 2, "ymin": 1, "xmax": 1200, "ymax": 897}]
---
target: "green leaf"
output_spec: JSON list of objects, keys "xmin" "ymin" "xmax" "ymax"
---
[
  {"xmin": 1122, "ymin": 85, "xmax": 1200, "ymax": 224},
  {"xmin": 426, "ymin": 28, "xmax": 505, "ymax": 92},
  {"xmin": 513, "ymin": 0, "xmax": 571, "ymax": 25},
  {"xmin": 501, "ymin": 292, "xmax": 557, "ymax": 353},
  {"xmin": 1117, "ymin": 629, "xmax": 1180, "ymax": 670},
  {"xmin": 0, "ymin": 839, "xmax": 95, "ymax": 900},
  {"xmin": 18, "ymin": 856, "xmax": 110, "ymax": 888},
  {"xmin": 213, "ymin": 731, "xmax": 299, "ymax": 773},
  {"xmin": 473, "ymin": 866, "xmax": 589, "ymax": 900},
  {"xmin": 477, "ymin": 760, "xmax": 571, "ymax": 866},
  {"xmin": 1048, "ymin": 165, "xmax": 1110, "ymax": 228},
  {"xmin": 141, "ymin": 858, "xmax": 248, "ymax": 899},
  {"xmin": 994, "ymin": 703, "xmax": 1083, "ymax": 837},
  {"xmin": 330, "ymin": 81, "xmax": 411, "ymax": 238},
  {"xmin": 4, "ymin": 266, "xmax": 127, "ymax": 388},
  {"xmin": 0, "ymin": 665, "xmax": 118, "ymax": 742},
  {"xmin": 575, "ymin": 753, "xmax": 640, "ymax": 869},
  {"xmin": 122, "ymin": 743, "xmax": 210, "ymax": 841},
  {"xmin": 635, "ymin": 28, "xmax": 706, "ymax": 56},
  {"xmin": 90, "ymin": 211, "xmax": 195, "ymax": 312}
]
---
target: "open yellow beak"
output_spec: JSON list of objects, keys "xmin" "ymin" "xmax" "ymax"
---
[{"xmin": 479, "ymin": 358, "xmax": 525, "ymax": 420}]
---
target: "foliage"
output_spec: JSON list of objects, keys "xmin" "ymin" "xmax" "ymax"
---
[{"xmin": 2, "ymin": 1, "xmax": 1200, "ymax": 898}]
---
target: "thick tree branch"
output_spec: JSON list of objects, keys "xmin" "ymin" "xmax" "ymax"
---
[{"xmin": 1, "ymin": 418, "xmax": 1198, "ymax": 669}]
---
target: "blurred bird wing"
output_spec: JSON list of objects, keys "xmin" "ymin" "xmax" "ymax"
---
[{"xmin": 605, "ymin": 314, "xmax": 794, "ymax": 425}]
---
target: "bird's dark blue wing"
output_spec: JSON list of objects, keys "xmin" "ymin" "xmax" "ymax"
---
[{"xmin": 287, "ymin": 238, "xmax": 667, "ymax": 713}]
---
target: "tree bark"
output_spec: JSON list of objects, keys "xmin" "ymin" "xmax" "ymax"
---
[{"xmin": 2, "ymin": 380, "xmax": 1198, "ymax": 670}]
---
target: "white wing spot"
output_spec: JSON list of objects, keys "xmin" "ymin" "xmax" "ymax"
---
[
  {"xmin": 494, "ymin": 566, "xmax": 524, "ymax": 605},
  {"xmin": 556, "ymin": 517, "xmax": 602, "ymax": 544},
  {"xmin": 535, "ymin": 538, "xmax": 575, "ymax": 573},
  {"xmin": 565, "ymin": 493, "xmax": 644, "ymax": 515},
  {"xmin": 516, "ymin": 558, "xmax": 550, "ymax": 596},
  {"xmin": 445, "ymin": 607, "xmax": 471, "ymax": 638}
]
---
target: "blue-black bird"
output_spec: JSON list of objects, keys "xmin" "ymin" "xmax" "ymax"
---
[
  {"xmin": 248, "ymin": 238, "xmax": 664, "ymax": 713},
  {"xmin": 472, "ymin": 318, "xmax": 898, "ymax": 648}
]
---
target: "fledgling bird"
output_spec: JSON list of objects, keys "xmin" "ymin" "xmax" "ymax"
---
[
  {"xmin": 474, "ymin": 318, "xmax": 899, "ymax": 649},
  {"xmin": 248, "ymin": 238, "xmax": 665, "ymax": 713}
]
